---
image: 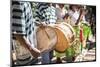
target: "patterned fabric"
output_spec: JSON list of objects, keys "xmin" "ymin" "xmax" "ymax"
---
[
  {"xmin": 12, "ymin": 2, "xmax": 57, "ymax": 64},
  {"xmin": 32, "ymin": 3, "xmax": 57, "ymax": 64},
  {"xmin": 81, "ymin": 23, "xmax": 92, "ymax": 39},
  {"xmin": 34, "ymin": 3, "xmax": 57, "ymax": 25},
  {"xmin": 75, "ymin": 48, "xmax": 95, "ymax": 62},
  {"xmin": 11, "ymin": 1, "xmax": 36, "ymax": 65},
  {"xmin": 12, "ymin": 1, "xmax": 35, "ymax": 44}
]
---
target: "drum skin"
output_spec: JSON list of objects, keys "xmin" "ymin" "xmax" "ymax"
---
[{"xmin": 36, "ymin": 26, "xmax": 57, "ymax": 53}]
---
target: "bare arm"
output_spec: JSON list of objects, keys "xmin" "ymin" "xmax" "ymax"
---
[
  {"xmin": 75, "ymin": 9, "xmax": 85, "ymax": 25},
  {"xmin": 14, "ymin": 34, "xmax": 40, "ymax": 58}
]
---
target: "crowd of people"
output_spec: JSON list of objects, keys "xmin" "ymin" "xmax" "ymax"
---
[{"xmin": 11, "ymin": 1, "xmax": 96, "ymax": 66}]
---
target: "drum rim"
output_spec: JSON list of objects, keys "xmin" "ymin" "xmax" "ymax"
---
[
  {"xmin": 62, "ymin": 22, "xmax": 75, "ymax": 43},
  {"xmin": 54, "ymin": 22, "xmax": 75, "ymax": 53},
  {"xmin": 54, "ymin": 27, "xmax": 70, "ymax": 53}
]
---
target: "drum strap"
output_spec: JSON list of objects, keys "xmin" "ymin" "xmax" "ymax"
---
[
  {"xmin": 44, "ymin": 29, "xmax": 50, "ymax": 40},
  {"xmin": 40, "ymin": 27, "xmax": 50, "ymax": 40}
]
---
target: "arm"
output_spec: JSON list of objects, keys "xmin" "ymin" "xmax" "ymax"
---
[
  {"xmin": 12, "ymin": 1, "xmax": 40, "ymax": 58},
  {"xmin": 75, "ymin": 9, "xmax": 85, "ymax": 25},
  {"xmin": 14, "ymin": 34, "xmax": 40, "ymax": 58}
]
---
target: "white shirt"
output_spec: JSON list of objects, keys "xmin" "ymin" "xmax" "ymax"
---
[
  {"xmin": 56, "ymin": 6, "xmax": 67, "ymax": 21},
  {"xmin": 68, "ymin": 10, "xmax": 86, "ymax": 26}
]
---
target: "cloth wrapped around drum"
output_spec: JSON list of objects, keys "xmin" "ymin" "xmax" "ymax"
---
[{"xmin": 36, "ymin": 22, "xmax": 75, "ymax": 54}]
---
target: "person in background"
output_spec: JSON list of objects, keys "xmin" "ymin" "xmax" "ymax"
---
[
  {"xmin": 64, "ymin": 5, "xmax": 88, "ymax": 43},
  {"xmin": 63, "ymin": 5, "xmax": 92, "ymax": 62},
  {"xmin": 63, "ymin": 5, "xmax": 87, "ymax": 26},
  {"xmin": 55, "ymin": 4, "xmax": 67, "ymax": 22}
]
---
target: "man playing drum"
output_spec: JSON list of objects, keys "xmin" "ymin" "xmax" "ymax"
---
[
  {"xmin": 12, "ymin": 1, "xmax": 57, "ymax": 65},
  {"xmin": 34, "ymin": 3, "xmax": 57, "ymax": 64},
  {"xmin": 12, "ymin": 1, "xmax": 41, "ymax": 65}
]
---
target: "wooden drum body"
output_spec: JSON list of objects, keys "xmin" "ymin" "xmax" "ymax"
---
[{"xmin": 52, "ymin": 22, "xmax": 75, "ymax": 53}]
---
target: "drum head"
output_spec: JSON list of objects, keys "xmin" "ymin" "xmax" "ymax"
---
[{"xmin": 36, "ymin": 26, "xmax": 57, "ymax": 53}]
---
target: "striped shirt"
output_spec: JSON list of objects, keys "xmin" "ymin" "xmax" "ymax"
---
[
  {"xmin": 11, "ymin": 1, "xmax": 36, "ymax": 64},
  {"xmin": 11, "ymin": 1, "xmax": 57, "ymax": 65},
  {"xmin": 34, "ymin": 3, "xmax": 57, "ymax": 25},
  {"xmin": 12, "ymin": 1, "xmax": 34, "ymax": 39}
]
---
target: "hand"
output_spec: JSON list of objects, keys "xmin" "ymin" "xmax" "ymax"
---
[
  {"xmin": 15, "ymin": 35, "xmax": 41, "ymax": 58},
  {"xmin": 40, "ymin": 22, "xmax": 47, "ymax": 26},
  {"xmin": 30, "ymin": 47, "xmax": 41, "ymax": 58}
]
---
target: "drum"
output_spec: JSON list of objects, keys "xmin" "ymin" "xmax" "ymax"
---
[
  {"xmin": 51, "ymin": 22, "xmax": 75, "ymax": 53},
  {"xmin": 36, "ymin": 22, "xmax": 75, "ymax": 53},
  {"xmin": 36, "ymin": 26, "xmax": 57, "ymax": 53}
]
